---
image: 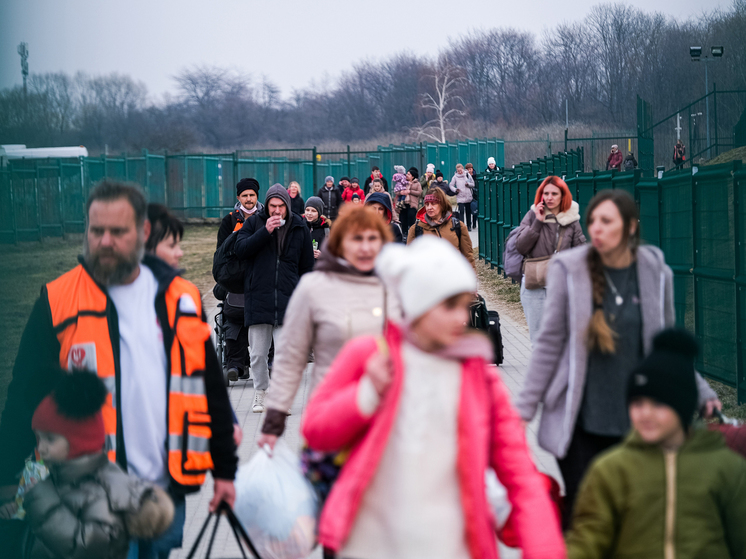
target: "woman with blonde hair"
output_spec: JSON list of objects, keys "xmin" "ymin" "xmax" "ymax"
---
[
  {"xmin": 258, "ymin": 204, "xmax": 400, "ymax": 448},
  {"xmin": 516, "ymin": 189, "xmax": 721, "ymax": 529},
  {"xmin": 515, "ymin": 176, "xmax": 585, "ymax": 343},
  {"xmin": 287, "ymin": 180, "xmax": 305, "ymax": 216}
]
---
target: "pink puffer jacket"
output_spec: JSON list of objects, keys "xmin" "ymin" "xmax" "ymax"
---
[{"xmin": 302, "ymin": 323, "xmax": 566, "ymax": 559}]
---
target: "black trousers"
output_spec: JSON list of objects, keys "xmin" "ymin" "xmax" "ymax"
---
[
  {"xmin": 458, "ymin": 202, "xmax": 476, "ymax": 230},
  {"xmin": 401, "ymin": 206, "xmax": 417, "ymax": 240},
  {"xmin": 224, "ymin": 323, "xmax": 249, "ymax": 372},
  {"xmin": 556, "ymin": 424, "xmax": 621, "ymax": 530}
]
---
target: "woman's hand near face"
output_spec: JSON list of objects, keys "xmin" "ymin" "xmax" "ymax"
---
[
  {"xmin": 535, "ymin": 201, "xmax": 546, "ymax": 222},
  {"xmin": 365, "ymin": 351, "xmax": 393, "ymax": 397}
]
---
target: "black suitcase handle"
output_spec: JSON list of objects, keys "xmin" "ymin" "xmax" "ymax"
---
[{"xmin": 186, "ymin": 501, "xmax": 262, "ymax": 559}]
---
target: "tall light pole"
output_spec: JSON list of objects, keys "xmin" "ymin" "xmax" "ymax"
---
[
  {"xmin": 690, "ymin": 46, "xmax": 724, "ymax": 160},
  {"xmin": 17, "ymin": 42, "xmax": 28, "ymax": 98}
]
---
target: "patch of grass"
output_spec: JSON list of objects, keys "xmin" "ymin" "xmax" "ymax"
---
[
  {"xmin": 179, "ymin": 225, "xmax": 219, "ymax": 294},
  {"xmin": 0, "ymin": 225, "xmax": 219, "ymax": 417},
  {"xmin": 0, "ymin": 235, "xmax": 85, "ymax": 417}
]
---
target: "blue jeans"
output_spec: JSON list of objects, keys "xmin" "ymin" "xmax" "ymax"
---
[{"xmin": 128, "ymin": 494, "xmax": 186, "ymax": 559}]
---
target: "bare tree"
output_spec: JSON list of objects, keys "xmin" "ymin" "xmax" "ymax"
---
[{"xmin": 413, "ymin": 60, "xmax": 466, "ymax": 143}]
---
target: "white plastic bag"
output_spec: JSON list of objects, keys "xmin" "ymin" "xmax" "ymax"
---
[
  {"xmin": 234, "ymin": 440, "xmax": 318, "ymax": 559},
  {"xmin": 485, "ymin": 468, "xmax": 512, "ymax": 529}
]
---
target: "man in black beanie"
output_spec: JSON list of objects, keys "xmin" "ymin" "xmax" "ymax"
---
[
  {"xmin": 216, "ymin": 178, "xmax": 262, "ymax": 382},
  {"xmin": 566, "ymin": 328, "xmax": 746, "ymax": 558}
]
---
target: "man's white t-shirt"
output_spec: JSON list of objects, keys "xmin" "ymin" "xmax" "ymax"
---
[{"xmin": 108, "ymin": 265, "xmax": 169, "ymax": 487}]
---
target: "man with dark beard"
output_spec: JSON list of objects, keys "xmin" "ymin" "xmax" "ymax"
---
[{"xmin": 0, "ymin": 181, "xmax": 237, "ymax": 559}]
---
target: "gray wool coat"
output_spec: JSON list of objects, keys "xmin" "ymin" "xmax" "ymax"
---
[{"xmin": 515, "ymin": 243, "xmax": 717, "ymax": 459}]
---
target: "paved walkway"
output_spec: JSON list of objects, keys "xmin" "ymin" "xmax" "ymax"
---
[{"xmin": 175, "ymin": 230, "xmax": 558, "ymax": 558}]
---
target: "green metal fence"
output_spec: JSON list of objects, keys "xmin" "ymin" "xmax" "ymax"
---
[
  {"xmin": 477, "ymin": 158, "xmax": 746, "ymax": 401},
  {"xmin": 0, "ymin": 138, "xmax": 504, "ymax": 243}
]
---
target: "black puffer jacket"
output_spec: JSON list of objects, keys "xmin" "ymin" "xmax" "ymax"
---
[
  {"xmin": 234, "ymin": 191, "xmax": 314, "ymax": 327},
  {"xmin": 24, "ymin": 453, "xmax": 174, "ymax": 559}
]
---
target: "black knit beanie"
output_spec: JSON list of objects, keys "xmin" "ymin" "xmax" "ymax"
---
[
  {"xmin": 237, "ymin": 178, "xmax": 260, "ymax": 196},
  {"xmin": 408, "ymin": 167, "xmax": 419, "ymax": 180},
  {"xmin": 627, "ymin": 328, "xmax": 699, "ymax": 429}
]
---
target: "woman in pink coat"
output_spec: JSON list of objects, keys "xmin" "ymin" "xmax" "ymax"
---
[{"xmin": 302, "ymin": 236, "xmax": 565, "ymax": 559}]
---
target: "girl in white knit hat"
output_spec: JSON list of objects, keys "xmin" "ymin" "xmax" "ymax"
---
[{"xmin": 302, "ymin": 237, "xmax": 565, "ymax": 559}]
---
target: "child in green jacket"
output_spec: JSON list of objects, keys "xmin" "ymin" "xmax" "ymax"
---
[{"xmin": 566, "ymin": 329, "xmax": 746, "ymax": 559}]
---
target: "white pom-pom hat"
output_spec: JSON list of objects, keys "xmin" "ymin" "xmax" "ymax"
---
[{"xmin": 376, "ymin": 236, "xmax": 476, "ymax": 322}]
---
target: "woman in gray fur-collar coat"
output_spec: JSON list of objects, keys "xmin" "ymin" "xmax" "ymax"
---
[{"xmin": 515, "ymin": 189, "xmax": 721, "ymax": 529}]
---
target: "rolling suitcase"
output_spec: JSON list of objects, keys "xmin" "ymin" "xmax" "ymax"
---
[{"xmin": 470, "ymin": 295, "xmax": 504, "ymax": 365}]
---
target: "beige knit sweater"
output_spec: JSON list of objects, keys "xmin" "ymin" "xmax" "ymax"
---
[{"xmin": 264, "ymin": 269, "xmax": 402, "ymax": 414}]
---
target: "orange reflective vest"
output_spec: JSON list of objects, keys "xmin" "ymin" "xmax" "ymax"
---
[
  {"xmin": 232, "ymin": 211, "xmax": 244, "ymax": 232},
  {"xmin": 46, "ymin": 264, "xmax": 214, "ymax": 488}
]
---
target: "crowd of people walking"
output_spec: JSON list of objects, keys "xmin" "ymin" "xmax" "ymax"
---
[{"xmin": 2, "ymin": 156, "xmax": 745, "ymax": 559}]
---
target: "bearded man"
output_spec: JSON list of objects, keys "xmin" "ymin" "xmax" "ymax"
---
[{"xmin": 0, "ymin": 180, "xmax": 237, "ymax": 559}]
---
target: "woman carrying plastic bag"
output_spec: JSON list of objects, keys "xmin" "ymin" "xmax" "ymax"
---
[{"xmin": 234, "ymin": 440, "xmax": 318, "ymax": 559}]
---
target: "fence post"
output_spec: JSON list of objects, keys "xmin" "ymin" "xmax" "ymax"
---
[
  {"xmin": 312, "ymin": 147, "xmax": 317, "ymax": 190},
  {"xmin": 419, "ymin": 142, "xmax": 424, "ymax": 173},
  {"xmin": 733, "ymin": 171, "xmax": 743, "ymax": 403},
  {"xmin": 80, "ymin": 156, "xmax": 86, "ymax": 221},
  {"xmin": 564, "ymin": 129, "xmax": 568, "ymax": 152},
  {"xmin": 346, "ymin": 145, "xmax": 351, "ymax": 178},
  {"xmin": 8, "ymin": 165, "xmax": 18, "ymax": 244},
  {"xmin": 35, "ymin": 164, "xmax": 42, "ymax": 241},
  {"xmin": 58, "ymin": 158, "xmax": 65, "ymax": 238},
  {"xmin": 713, "ymin": 83, "xmax": 719, "ymax": 157},
  {"xmin": 164, "ymin": 150, "xmax": 169, "ymax": 207},
  {"xmin": 142, "ymin": 149, "xmax": 150, "ymax": 199}
]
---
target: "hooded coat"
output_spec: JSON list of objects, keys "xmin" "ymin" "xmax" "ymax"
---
[
  {"xmin": 365, "ymin": 192, "xmax": 403, "ymax": 243},
  {"xmin": 24, "ymin": 453, "xmax": 174, "ymax": 559},
  {"xmin": 514, "ymin": 201, "xmax": 586, "ymax": 259},
  {"xmin": 566, "ymin": 429, "xmax": 746, "ymax": 559},
  {"xmin": 234, "ymin": 184, "xmax": 315, "ymax": 327}
]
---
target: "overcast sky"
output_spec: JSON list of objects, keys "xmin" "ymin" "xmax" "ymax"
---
[{"xmin": 0, "ymin": 0, "xmax": 729, "ymax": 102}]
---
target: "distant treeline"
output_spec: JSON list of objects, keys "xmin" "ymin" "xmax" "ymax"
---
[{"xmin": 1, "ymin": 2, "xmax": 744, "ymax": 153}]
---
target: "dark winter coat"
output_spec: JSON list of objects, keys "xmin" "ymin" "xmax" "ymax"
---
[
  {"xmin": 623, "ymin": 154, "xmax": 637, "ymax": 171},
  {"xmin": 606, "ymin": 150, "xmax": 623, "ymax": 171},
  {"xmin": 306, "ymin": 216, "xmax": 330, "ymax": 251},
  {"xmin": 217, "ymin": 202, "xmax": 264, "ymax": 248},
  {"xmin": 318, "ymin": 185, "xmax": 343, "ymax": 220},
  {"xmin": 234, "ymin": 208, "xmax": 314, "ymax": 327},
  {"xmin": 363, "ymin": 175, "xmax": 389, "ymax": 194},
  {"xmin": 365, "ymin": 192, "xmax": 403, "ymax": 243},
  {"xmin": 289, "ymin": 194, "xmax": 305, "ymax": 216},
  {"xmin": 24, "ymin": 453, "xmax": 174, "ymax": 559}
]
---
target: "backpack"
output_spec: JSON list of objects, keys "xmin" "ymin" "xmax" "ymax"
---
[
  {"xmin": 414, "ymin": 215, "xmax": 461, "ymax": 240},
  {"xmin": 502, "ymin": 227, "xmax": 524, "ymax": 282},
  {"xmin": 212, "ymin": 230, "xmax": 247, "ymax": 294}
]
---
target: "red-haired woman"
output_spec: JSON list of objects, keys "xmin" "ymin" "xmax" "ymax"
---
[
  {"xmin": 515, "ymin": 176, "xmax": 585, "ymax": 343},
  {"xmin": 257, "ymin": 205, "xmax": 401, "ymax": 449}
]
